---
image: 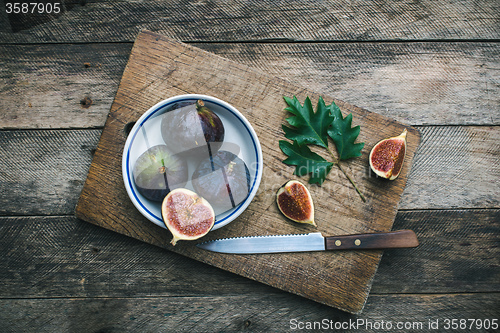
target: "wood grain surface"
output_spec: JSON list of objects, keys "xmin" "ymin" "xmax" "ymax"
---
[
  {"xmin": 1, "ymin": 210, "xmax": 498, "ymax": 331},
  {"xmin": 1, "ymin": 42, "xmax": 498, "ymax": 128},
  {"xmin": 0, "ymin": 294, "xmax": 498, "ymax": 332},
  {"xmin": 1, "ymin": 0, "xmax": 498, "ymax": 43},
  {"xmin": 74, "ymin": 30, "xmax": 420, "ymax": 314},
  {"xmin": 1, "ymin": 210, "xmax": 498, "ymax": 298}
]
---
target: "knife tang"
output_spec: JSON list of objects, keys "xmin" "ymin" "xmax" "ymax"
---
[{"xmin": 324, "ymin": 229, "xmax": 419, "ymax": 250}]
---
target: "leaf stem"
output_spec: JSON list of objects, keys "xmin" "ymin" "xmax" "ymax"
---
[{"xmin": 327, "ymin": 147, "xmax": 366, "ymax": 202}]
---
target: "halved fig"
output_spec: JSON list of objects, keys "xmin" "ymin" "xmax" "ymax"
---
[
  {"xmin": 369, "ymin": 129, "xmax": 407, "ymax": 180},
  {"xmin": 161, "ymin": 188, "xmax": 215, "ymax": 246},
  {"xmin": 276, "ymin": 180, "xmax": 316, "ymax": 226}
]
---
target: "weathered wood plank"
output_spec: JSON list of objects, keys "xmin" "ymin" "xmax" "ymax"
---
[
  {"xmin": 0, "ymin": 216, "xmax": 268, "ymax": 298},
  {"xmin": 0, "ymin": 43, "xmax": 132, "ymax": 129},
  {"xmin": 0, "ymin": 130, "xmax": 100, "ymax": 216},
  {"xmin": 202, "ymin": 42, "xmax": 500, "ymax": 127},
  {"xmin": 0, "ymin": 3, "xmax": 12, "ymax": 34},
  {"xmin": 5, "ymin": 0, "xmax": 72, "ymax": 34},
  {"xmin": 400, "ymin": 126, "xmax": 500, "ymax": 210},
  {"xmin": 0, "ymin": 294, "xmax": 498, "ymax": 332},
  {"xmin": 1, "ymin": 0, "xmax": 499, "ymax": 43},
  {"xmin": 0, "ymin": 210, "xmax": 497, "ymax": 299},
  {"xmin": 374, "ymin": 209, "xmax": 500, "ymax": 293},
  {"xmin": 1, "ymin": 42, "xmax": 498, "ymax": 129},
  {"xmin": 0, "ymin": 126, "xmax": 497, "ymax": 216}
]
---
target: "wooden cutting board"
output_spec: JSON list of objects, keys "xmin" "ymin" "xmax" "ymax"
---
[{"xmin": 75, "ymin": 30, "xmax": 420, "ymax": 314}]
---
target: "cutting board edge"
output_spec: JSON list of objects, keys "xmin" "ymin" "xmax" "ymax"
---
[{"xmin": 74, "ymin": 30, "xmax": 421, "ymax": 315}]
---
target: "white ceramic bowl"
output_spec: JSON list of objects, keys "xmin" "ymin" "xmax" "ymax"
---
[{"xmin": 122, "ymin": 94, "xmax": 263, "ymax": 231}]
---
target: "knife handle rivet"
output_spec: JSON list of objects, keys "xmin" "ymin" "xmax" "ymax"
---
[
  {"xmin": 335, "ymin": 240, "xmax": 341, "ymax": 246},
  {"xmin": 355, "ymin": 239, "xmax": 361, "ymax": 246}
]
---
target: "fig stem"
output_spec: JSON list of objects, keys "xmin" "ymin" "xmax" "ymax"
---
[
  {"xmin": 160, "ymin": 158, "xmax": 170, "ymax": 193},
  {"xmin": 326, "ymin": 147, "xmax": 366, "ymax": 203}
]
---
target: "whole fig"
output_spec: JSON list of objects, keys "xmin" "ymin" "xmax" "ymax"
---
[
  {"xmin": 133, "ymin": 145, "xmax": 188, "ymax": 202},
  {"xmin": 161, "ymin": 100, "xmax": 224, "ymax": 155},
  {"xmin": 192, "ymin": 150, "xmax": 250, "ymax": 212}
]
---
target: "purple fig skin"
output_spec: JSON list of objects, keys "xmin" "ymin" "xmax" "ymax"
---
[
  {"xmin": 192, "ymin": 150, "xmax": 250, "ymax": 209},
  {"xmin": 195, "ymin": 100, "xmax": 225, "ymax": 143},
  {"xmin": 133, "ymin": 145, "xmax": 188, "ymax": 202},
  {"xmin": 161, "ymin": 100, "xmax": 224, "ymax": 155}
]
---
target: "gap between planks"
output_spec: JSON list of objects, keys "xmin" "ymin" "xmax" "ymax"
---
[
  {"xmin": 3, "ymin": 124, "xmax": 500, "ymax": 132},
  {"xmin": 0, "ymin": 291, "xmax": 498, "ymax": 301},
  {"xmin": 3, "ymin": 38, "xmax": 500, "ymax": 47},
  {"xmin": 0, "ymin": 207, "xmax": 497, "ymax": 219}
]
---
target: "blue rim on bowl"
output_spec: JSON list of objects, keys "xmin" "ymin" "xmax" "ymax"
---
[{"xmin": 122, "ymin": 94, "xmax": 263, "ymax": 231}]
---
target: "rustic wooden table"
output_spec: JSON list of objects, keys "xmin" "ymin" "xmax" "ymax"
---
[{"xmin": 1, "ymin": 1, "xmax": 498, "ymax": 332}]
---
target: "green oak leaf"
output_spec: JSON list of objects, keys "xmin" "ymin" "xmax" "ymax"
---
[
  {"xmin": 327, "ymin": 102, "xmax": 364, "ymax": 160},
  {"xmin": 282, "ymin": 96, "xmax": 334, "ymax": 149},
  {"xmin": 279, "ymin": 140, "xmax": 333, "ymax": 185}
]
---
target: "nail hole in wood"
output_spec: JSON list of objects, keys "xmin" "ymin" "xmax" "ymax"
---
[{"xmin": 80, "ymin": 96, "xmax": 92, "ymax": 108}]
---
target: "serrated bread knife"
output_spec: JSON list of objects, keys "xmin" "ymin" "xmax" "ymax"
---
[{"xmin": 196, "ymin": 230, "xmax": 419, "ymax": 254}]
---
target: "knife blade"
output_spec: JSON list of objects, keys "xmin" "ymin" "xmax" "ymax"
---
[{"xmin": 196, "ymin": 230, "xmax": 419, "ymax": 254}]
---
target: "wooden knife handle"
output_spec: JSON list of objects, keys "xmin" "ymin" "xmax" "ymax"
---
[{"xmin": 324, "ymin": 230, "xmax": 419, "ymax": 250}]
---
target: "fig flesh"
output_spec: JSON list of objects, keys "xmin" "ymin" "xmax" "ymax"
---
[
  {"xmin": 276, "ymin": 180, "xmax": 315, "ymax": 226},
  {"xmin": 161, "ymin": 188, "xmax": 215, "ymax": 245},
  {"xmin": 161, "ymin": 100, "xmax": 225, "ymax": 155},
  {"xmin": 369, "ymin": 129, "xmax": 407, "ymax": 180},
  {"xmin": 133, "ymin": 145, "xmax": 188, "ymax": 201},
  {"xmin": 191, "ymin": 150, "xmax": 250, "ymax": 213}
]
